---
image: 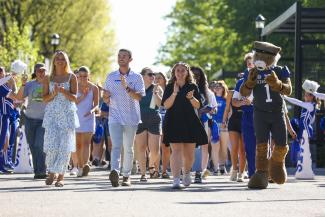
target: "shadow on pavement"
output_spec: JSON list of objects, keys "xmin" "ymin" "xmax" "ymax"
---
[{"xmin": 177, "ymin": 198, "xmax": 325, "ymax": 205}]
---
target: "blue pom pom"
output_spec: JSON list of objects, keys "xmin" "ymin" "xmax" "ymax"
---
[
  {"xmin": 93, "ymin": 122, "xmax": 104, "ymax": 144},
  {"xmin": 211, "ymin": 120, "xmax": 219, "ymax": 143},
  {"xmin": 320, "ymin": 117, "xmax": 325, "ymax": 131}
]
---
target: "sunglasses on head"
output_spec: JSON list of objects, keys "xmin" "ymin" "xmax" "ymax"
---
[{"xmin": 146, "ymin": 73, "xmax": 155, "ymax": 77}]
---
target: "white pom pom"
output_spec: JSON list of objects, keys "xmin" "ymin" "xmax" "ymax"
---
[
  {"xmin": 10, "ymin": 60, "xmax": 27, "ymax": 74},
  {"xmin": 302, "ymin": 79, "xmax": 320, "ymax": 93}
]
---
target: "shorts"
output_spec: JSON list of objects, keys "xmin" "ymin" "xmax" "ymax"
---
[
  {"xmin": 227, "ymin": 112, "xmax": 242, "ymax": 133},
  {"xmin": 254, "ymin": 110, "xmax": 287, "ymax": 146},
  {"xmin": 137, "ymin": 114, "xmax": 161, "ymax": 135}
]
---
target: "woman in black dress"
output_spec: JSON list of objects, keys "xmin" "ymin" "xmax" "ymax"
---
[{"xmin": 161, "ymin": 62, "xmax": 208, "ymax": 189}]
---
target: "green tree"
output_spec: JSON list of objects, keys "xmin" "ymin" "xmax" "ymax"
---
[
  {"xmin": 0, "ymin": 23, "xmax": 38, "ymax": 73},
  {"xmin": 0, "ymin": 0, "xmax": 116, "ymax": 77},
  {"xmin": 157, "ymin": 0, "xmax": 325, "ymax": 80}
]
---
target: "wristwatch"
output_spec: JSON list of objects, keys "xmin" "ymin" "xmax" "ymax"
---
[{"xmin": 126, "ymin": 86, "xmax": 131, "ymax": 93}]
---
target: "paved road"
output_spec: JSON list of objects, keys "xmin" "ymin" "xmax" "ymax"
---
[{"xmin": 0, "ymin": 168, "xmax": 325, "ymax": 217}]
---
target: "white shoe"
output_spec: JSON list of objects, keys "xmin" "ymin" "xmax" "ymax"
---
[
  {"xmin": 70, "ymin": 167, "xmax": 78, "ymax": 176},
  {"xmin": 172, "ymin": 178, "xmax": 181, "ymax": 189},
  {"xmin": 77, "ymin": 168, "xmax": 83, "ymax": 177},
  {"xmin": 230, "ymin": 169, "xmax": 238, "ymax": 181},
  {"xmin": 243, "ymin": 171, "xmax": 249, "ymax": 179},
  {"xmin": 182, "ymin": 173, "xmax": 192, "ymax": 187},
  {"xmin": 237, "ymin": 173, "xmax": 244, "ymax": 182}
]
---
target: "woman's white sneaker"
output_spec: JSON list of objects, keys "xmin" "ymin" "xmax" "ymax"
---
[
  {"xmin": 237, "ymin": 173, "xmax": 244, "ymax": 182},
  {"xmin": 172, "ymin": 178, "xmax": 181, "ymax": 189},
  {"xmin": 70, "ymin": 167, "xmax": 78, "ymax": 176},
  {"xmin": 182, "ymin": 173, "xmax": 192, "ymax": 187},
  {"xmin": 230, "ymin": 169, "xmax": 238, "ymax": 181}
]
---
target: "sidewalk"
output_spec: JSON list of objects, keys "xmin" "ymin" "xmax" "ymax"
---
[{"xmin": 0, "ymin": 168, "xmax": 324, "ymax": 217}]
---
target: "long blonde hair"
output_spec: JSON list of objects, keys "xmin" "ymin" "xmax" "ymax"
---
[{"xmin": 49, "ymin": 51, "xmax": 72, "ymax": 80}]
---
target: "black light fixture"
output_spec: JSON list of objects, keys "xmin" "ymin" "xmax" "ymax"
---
[
  {"xmin": 255, "ymin": 14, "xmax": 266, "ymax": 41},
  {"xmin": 51, "ymin": 33, "xmax": 60, "ymax": 53}
]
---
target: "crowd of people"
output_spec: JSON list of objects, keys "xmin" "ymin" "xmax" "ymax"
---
[{"xmin": 0, "ymin": 46, "xmax": 324, "ymax": 189}]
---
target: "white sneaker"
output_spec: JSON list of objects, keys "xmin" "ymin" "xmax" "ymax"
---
[
  {"xmin": 182, "ymin": 173, "xmax": 192, "ymax": 187},
  {"xmin": 70, "ymin": 167, "xmax": 78, "ymax": 176},
  {"xmin": 243, "ymin": 171, "xmax": 249, "ymax": 179},
  {"xmin": 237, "ymin": 173, "xmax": 244, "ymax": 182},
  {"xmin": 77, "ymin": 168, "xmax": 83, "ymax": 177},
  {"xmin": 230, "ymin": 169, "xmax": 238, "ymax": 181},
  {"xmin": 172, "ymin": 178, "xmax": 181, "ymax": 189}
]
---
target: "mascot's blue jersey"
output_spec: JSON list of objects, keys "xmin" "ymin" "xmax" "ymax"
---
[{"xmin": 243, "ymin": 66, "xmax": 290, "ymax": 113}]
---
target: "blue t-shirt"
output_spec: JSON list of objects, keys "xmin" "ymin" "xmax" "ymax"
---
[{"xmin": 213, "ymin": 96, "xmax": 226, "ymax": 123}]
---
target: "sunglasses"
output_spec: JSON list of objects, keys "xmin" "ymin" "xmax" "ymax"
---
[{"xmin": 146, "ymin": 73, "xmax": 155, "ymax": 77}]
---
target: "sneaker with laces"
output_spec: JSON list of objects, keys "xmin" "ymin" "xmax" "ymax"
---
[
  {"xmin": 70, "ymin": 167, "xmax": 78, "ymax": 176},
  {"xmin": 109, "ymin": 170, "xmax": 120, "ymax": 187},
  {"xmin": 230, "ymin": 169, "xmax": 238, "ymax": 181},
  {"xmin": 194, "ymin": 172, "xmax": 202, "ymax": 184},
  {"xmin": 172, "ymin": 178, "xmax": 181, "ymax": 189},
  {"xmin": 237, "ymin": 173, "xmax": 244, "ymax": 182},
  {"xmin": 182, "ymin": 173, "xmax": 192, "ymax": 187},
  {"xmin": 121, "ymin": 176, "xmax": 131, "ymax": 186},
  {"xmin": 219, "ymin": 165, "xmax": 228, "ymax": 175}
]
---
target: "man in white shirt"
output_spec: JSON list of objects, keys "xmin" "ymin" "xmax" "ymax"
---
[{"xmin": 103, "ymin": 49, "xmax": 145, "ymax": 187}]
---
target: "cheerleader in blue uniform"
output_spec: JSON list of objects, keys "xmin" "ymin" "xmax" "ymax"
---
[
  {"xmin": 0, "ymin": 67, "xmax": 19, "ymax": 173},
  {"xmin": 283, "ymin": 80, "xmax": 320, "ymax": 162},
  {"xmin": 284, "ymin": 80, "xmax": 319, "ymax": 141}
]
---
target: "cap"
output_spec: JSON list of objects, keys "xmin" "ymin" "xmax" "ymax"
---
[
  {"xmin": 34, "ymin": 63, "xmax": 46, "ymax": 73},
  {"xmin": 253, "ymin": 41, "xmax": 281, "ymax": 56}
]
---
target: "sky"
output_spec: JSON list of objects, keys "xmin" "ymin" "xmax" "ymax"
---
[{"xmin": 110, "ymin": 0, "xmax": 176, "ymax": 73}]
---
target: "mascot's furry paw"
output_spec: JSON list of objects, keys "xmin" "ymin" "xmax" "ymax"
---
[
  {"xmin": 269, "ymin": 145, "xmax": 289, "ymax": 184},
  {"xmin": 265, "ymin": 71, "xmax": 282, "ymax": 92},
  {"xmin": 245, "ymin": 68, "xmax": 258, "ymax": 89},
  {"xmin": 248, "ymin": 171, "xmax": 269, "ymax": 189}
]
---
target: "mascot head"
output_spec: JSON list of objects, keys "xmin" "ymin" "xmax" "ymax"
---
[{"xmin": 253, "ymin": 41, "xmax": 281, "ymax": 71}]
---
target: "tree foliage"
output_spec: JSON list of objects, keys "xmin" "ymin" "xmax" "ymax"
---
[
  {"xmin": 0, "ymin": 0, "xmax": 116, "ymax": 77},
  {"xmin": 157, "ymin": 0, "xmax": 325, "ymax": 79}
]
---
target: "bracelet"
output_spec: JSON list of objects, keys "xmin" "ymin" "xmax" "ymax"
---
[
  {"xmin": 189, "ymin": 96, "xmax": 194, "ymax": 100},
  {"xmin": 126, "ymin": 86, "xmax": 131, "ymax": 93}
]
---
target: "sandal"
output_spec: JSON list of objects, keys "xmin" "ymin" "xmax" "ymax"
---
[
  {"xmin": 161, "ymin": 172, "xmax": 170, "ymax": 179},
  {"xmin": 150, "ymin": 171, "xmax": 160, "ymax": 179},
  {"xmin": 140, "ymin": 175, "xmax": 147, "ymax": 182},
  {"xmin": 45, "ymin": 173, "xmax": 56, "ymax": 185},
  {"xmin": 55, "ymin": 180, "xmax": 64, "ymax": 187}
]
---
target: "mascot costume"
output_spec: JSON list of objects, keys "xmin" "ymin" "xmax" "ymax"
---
[{"xmin": 240, "ymin": 41, "xmax": 292, "ymax": 189}]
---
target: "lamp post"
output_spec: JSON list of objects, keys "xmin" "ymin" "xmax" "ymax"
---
[
  {"xmin": 51, "ymin": 33, "xmax": 60, "ymax": 54},
  {"xmin": 255, "ymin": 14, "xmax": 266, "ymax": 41}
]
